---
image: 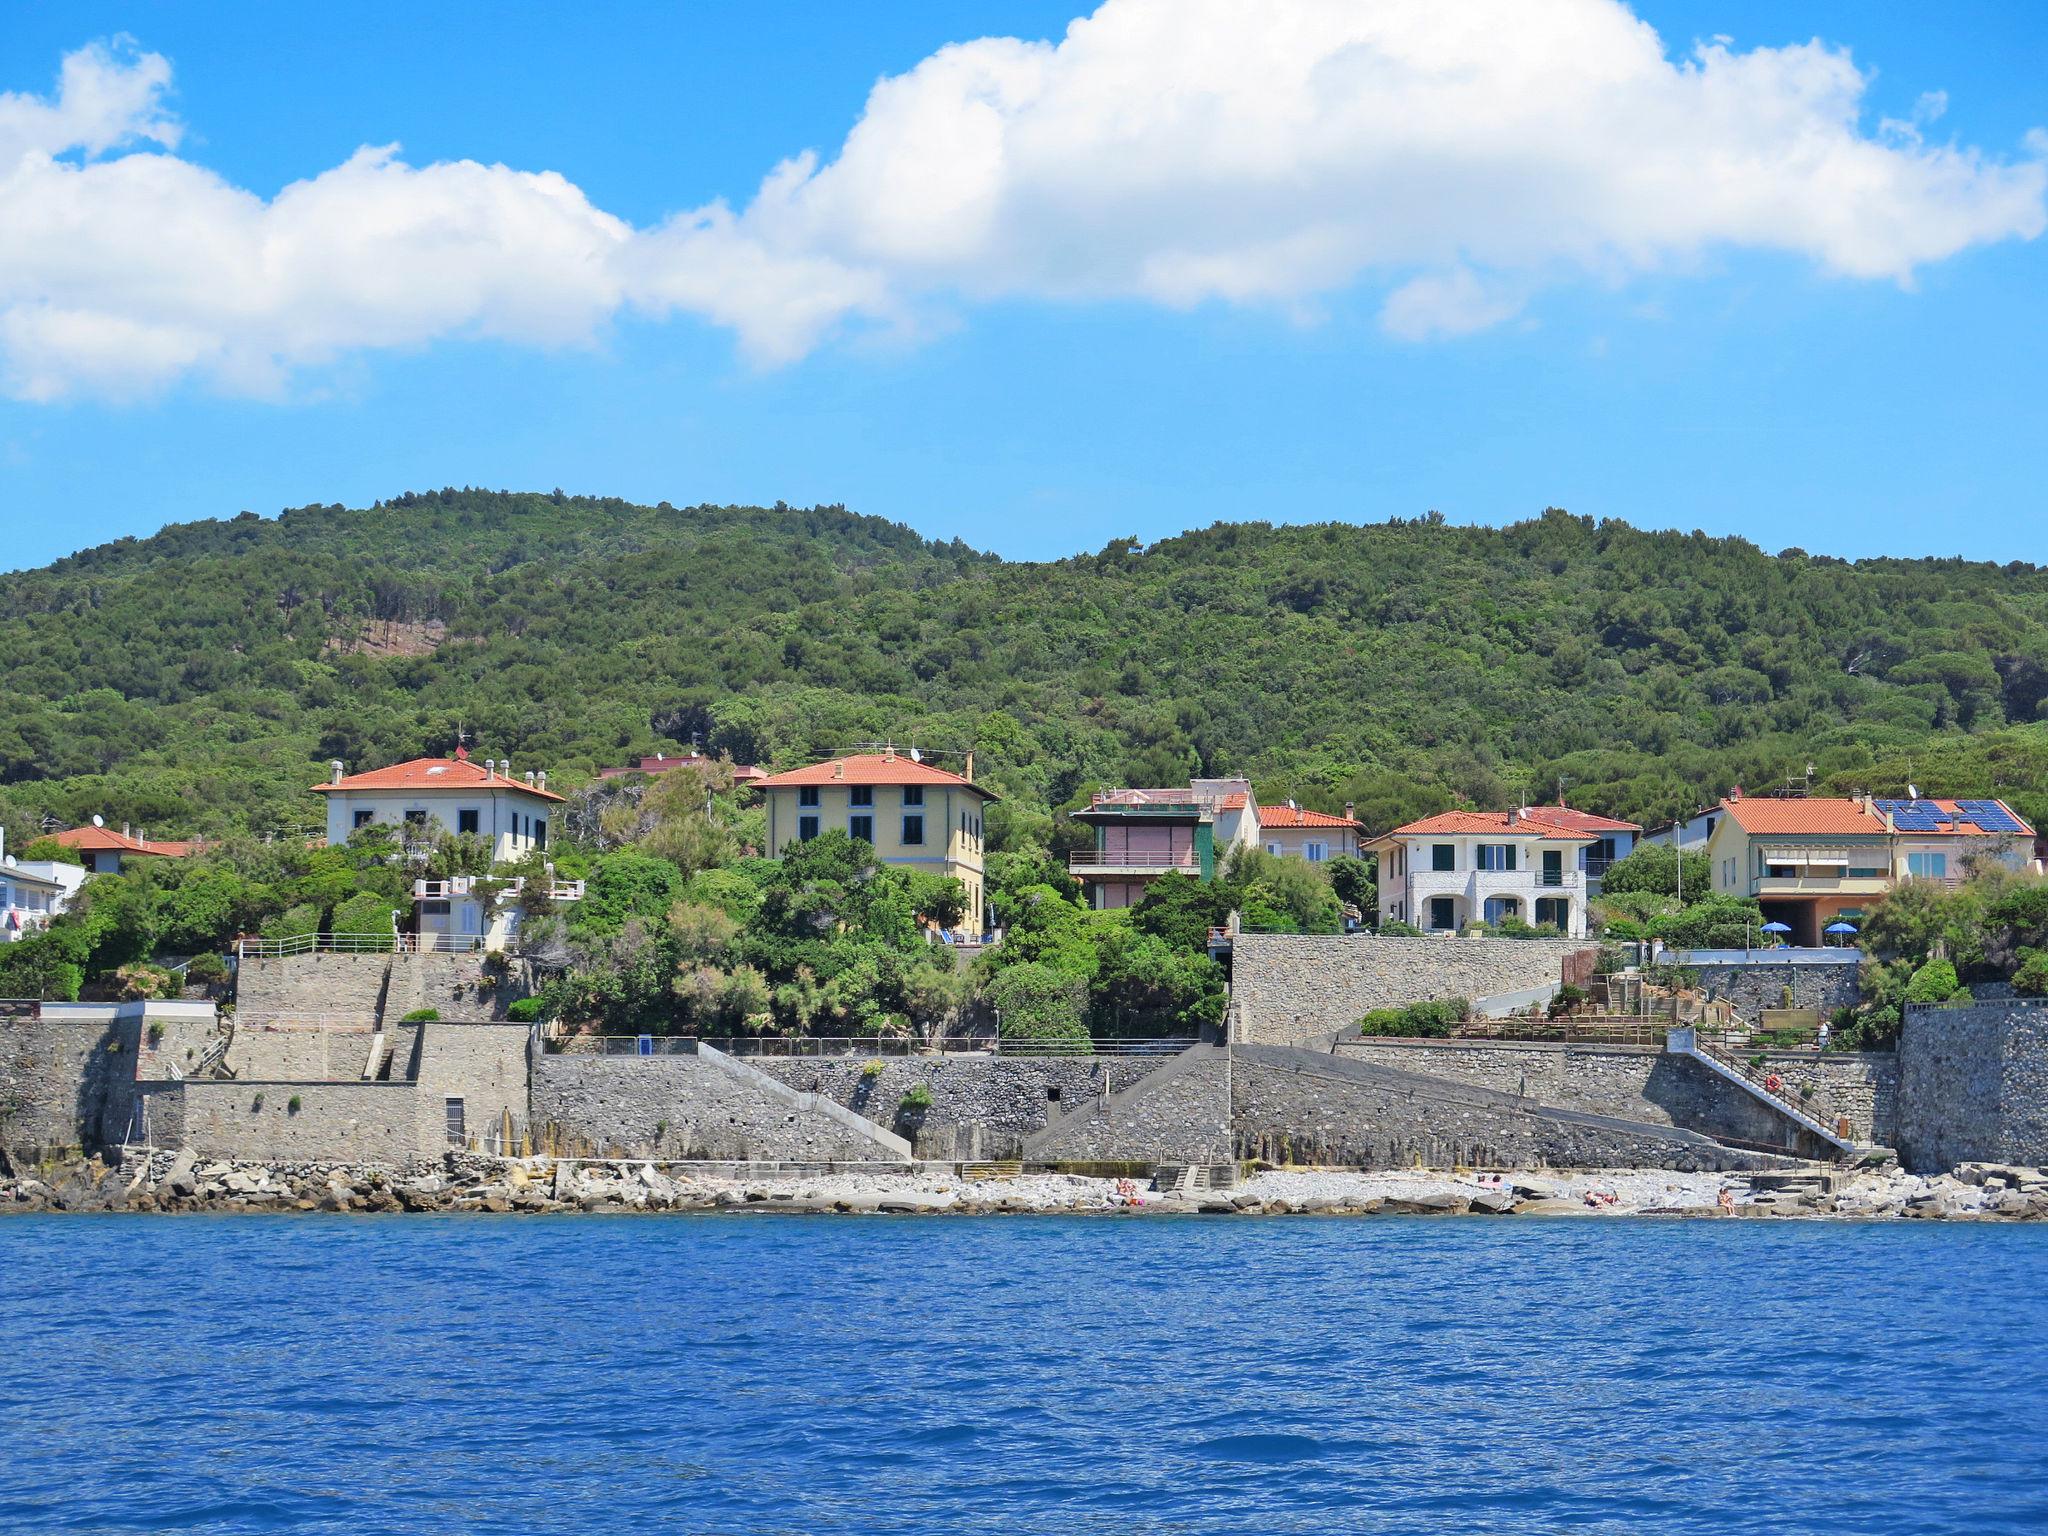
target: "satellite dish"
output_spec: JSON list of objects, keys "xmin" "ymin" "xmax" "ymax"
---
[
  {"xmin": 909, "ymin": 748, "xmax": 923, "ymax": 762},
  {"xmin": 92, "ymin": 814, "xmax": 104, "ymax": 828}
]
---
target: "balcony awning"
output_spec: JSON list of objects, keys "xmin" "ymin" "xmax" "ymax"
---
[{"xmin": 1764, "ymin": 849, "xmax": 1852, "ymax": 865}]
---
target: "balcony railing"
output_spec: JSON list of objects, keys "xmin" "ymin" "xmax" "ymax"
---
[
  {"xmin": 412, "ymin": 876, "xmax": 585, "ymax": 902},
  {"xmin": 1068, "ymin": 849, "xmax": 1200, "ymax": 873}
]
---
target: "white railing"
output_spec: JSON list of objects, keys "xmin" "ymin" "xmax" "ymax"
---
[
  {"xmin": 412, "ymin": 876, "xmax": 584, "ymax": 902},
  {"xmin": 235, "ymin": 931, "xmax": 492, "ymax": 959}
]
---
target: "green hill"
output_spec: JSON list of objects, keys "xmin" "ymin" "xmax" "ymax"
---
[{"xmin": 5, "ymin": 490, "xmax": 2048, "ymax": 843}]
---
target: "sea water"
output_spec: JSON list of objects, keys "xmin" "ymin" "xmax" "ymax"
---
[{"xmin": 2, "ymin": 1214, "xmax": 2044, "ymax": 1535}]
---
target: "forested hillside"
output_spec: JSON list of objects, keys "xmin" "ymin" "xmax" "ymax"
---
[{"xmin": 4, "ymin": 489, "xmax": 2048, "ymax": 845}]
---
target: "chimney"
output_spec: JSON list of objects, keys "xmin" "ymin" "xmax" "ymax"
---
[
  {"xmin": 525, "ymin": 771, "xmax": 536, "ymax": 788},
  {"xmin": 883, "ymin": 745, "xmax": 896, "ymax": 762},
  {"xmin": 832, "ymin": 761, "xmax": 845, "ymax": 780},
  {"xmin": 965, "ymin": 750, "xmax": 975, "ymax": 783},
  {"xmin": 1730, "ymin": 784, "xmax": 1743, "ymax": 801},
  {"xmin": 1344, "ymin": 801, "xmax": 1356, "ymax": 823},
  {"xmin": 122, "ymin": 822, "xmax": 131, "ymax": 839},
  {"xmin": 537, "ymin": 771, "xmax": 547, "ymax": 792},
  {"xmin": 330, "ymin": 759, "xmax": 345, "ymax": 785}
]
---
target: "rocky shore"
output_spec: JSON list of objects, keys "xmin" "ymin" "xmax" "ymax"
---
[{"xmin": 5, "ymin": 1150, "xmax": 2048, "ymax": 1220}]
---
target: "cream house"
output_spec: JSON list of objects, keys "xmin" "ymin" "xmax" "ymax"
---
[
  {"xmin": 312, "ymin": 751, "xmax": 575, "ymax": 948},
  {"xmin": 758, "ymin": 751, "xmax": 997, "ymax": 934},
  {"xmin": 1367, "ymin": 810, "xmax": 1593, "ymax": 937},
  {"xmin": 1259, "ymin": 802, "xmax": 1364, "ymax": 863}
]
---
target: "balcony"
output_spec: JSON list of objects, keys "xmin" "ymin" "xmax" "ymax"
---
[
  {"xmin": 1068, "ymin": 848, "xmax": 1201, "ymax": 878},
  {"xmin": 1749, "ymin": 875, "xmax": 1889, "ymax": 898},
  {"xmin": 412, "ymin": 876, "xmax": 585, "ymax": 902}
]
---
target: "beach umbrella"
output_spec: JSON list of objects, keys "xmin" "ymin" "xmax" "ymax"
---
[
  {"xmin": 1760, "ymin": 922, "xmax": 1792, "ymax": 932},
  {"xmin": 1824, "ymin": 920, "xmax": 1857, "ymax": 948}
]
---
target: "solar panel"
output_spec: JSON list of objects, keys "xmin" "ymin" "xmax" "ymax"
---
[
  {"xmin": 1876, "ymin": 798, "xmax": 1947, "ymax": 831},
  {"xmin": 1956, "ymin": 798, "xmax": 2024, "ymax": 833}
]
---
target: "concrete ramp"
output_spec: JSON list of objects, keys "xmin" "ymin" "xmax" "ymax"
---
[{"xmin": 1021, "ymin": 1044, "xmax": 1230, "ymax": 1164}]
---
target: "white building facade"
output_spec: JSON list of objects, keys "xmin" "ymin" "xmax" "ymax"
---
[{"xmin": 1367, "ymin": 810, "xmax": 1593, "ymax": 938}]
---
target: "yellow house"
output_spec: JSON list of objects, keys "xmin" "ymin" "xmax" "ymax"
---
[{"xmin": 757, "ymin": 752, "xmax": 997, "ymax": 934}]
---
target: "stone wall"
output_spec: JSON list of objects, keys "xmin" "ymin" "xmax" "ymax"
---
[
  {"xmin": 1230, "ymin": 935, "xmax": 1591, "ymax": 1045},
  {"xmin": 146, "ymin": 1079, "xmax": 423, "ymax": 1164},
  {"xmin": 1022, "ymin": 1048, "xmax": 1232, "ymax": 1164},
  {"xmin": 1691, "ymin": 959, "xmax": 1862, "ymax": 1022},
  {"xmin": 234, "ymin": 951, "xmax": 536, "ymax": 1028},
  {"xmin": 531, "ymin": 1054, "xmax": 910, "ymax": 1162},
  {"xmin": 1337, "ymin": 1037, "xmax": 1896, "ymax": 1146},
  {"xmin": 1232, "ymin": 1046, "xmax": 1772, "ymax": 1172},
  {"xmin": 1, "ymin": 1002, "xmax": 224, "ymax": 1158},
  {"xmin": 1897, "ymin": 1002, "xmax": 2048, "ymax": 1173},
  {"xmin": 415, "ymin": 1024, "xmax": 532, "ymax": 1148},
  {"xmin": 752, "ymin": 1056, "xmax": 1157, "ymax": 1160}
]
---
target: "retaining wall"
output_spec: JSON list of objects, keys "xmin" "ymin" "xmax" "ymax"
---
[
  {"xmin": 1691, "ymin": 960, "xmax": 1862, "ymax": 1022},
  {"xmin": 143, "ymin": 1079, "xmax": 424, "ymax": 1164},
  {"xmin": 1023, "ymin": 1049, "xmax": 1232, "ymax": 1163},
  {"xmin": 531, "ymin": 1054, "xmax": 907, "ymax": 1161},
  {"xmin": 751, "ymin": 1056, "xmax": 1158, "ymax": 1160},
  {"xmin": 1233, "ymin": 1046, "xmax": 1772, "ymax": 1172},
  {"xmin": 1897, "ymin": 1003, "xmax": 2048, "ymax": 1173},
  {"xmin": 1229, "ymin": 935, "xmax": 1590, "ymax": 1045},
  {"xmin": 234, "ymin": 951, "xmax": 536, "ymax": 1028},
  {"xmin": 0, "ymin": 1002, "xmax": 221, "ymax": 1157},
  {"xmin": 1336, "ymin": 1038, "xmax": 1896, "ymax": 1146}
]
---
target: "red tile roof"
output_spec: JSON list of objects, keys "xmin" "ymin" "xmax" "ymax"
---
[
  {"xmin": 756, "ymin": 754, "xmax": 996, "ymax": 797},
  {"xmin": 311, "ymin": 757, "xmax": 566, "ymax": 802},
  {"xmin": 1517, "ymin": 804, "xmax": 1641, "ymax": 835},
  {"xmin": 1260, "ymin": 805, "xmax": 1363, "ymax": 830},
  {"xmin": 54, "ymin": 826, "xmax": 199, "ymax": 857},
  {"xmin": 1719, "ymin": 797, "xmax": 1884, "ymax": 835},
  {"xmin": 1381, "ymin": 811, "xmax": 1594, "ymax": 841}
]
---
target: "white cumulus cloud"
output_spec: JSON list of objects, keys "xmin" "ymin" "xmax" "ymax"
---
[{"xmin": 1, "ymin": 5, "xmax": 2043, "ymax": 400}]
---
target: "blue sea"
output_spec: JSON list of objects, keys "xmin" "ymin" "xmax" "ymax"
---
[{"xmin": 3, "ymin": 1214, "xmax": 2045, "ymax": 1535}]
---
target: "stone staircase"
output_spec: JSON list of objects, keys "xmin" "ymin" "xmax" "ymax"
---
[
  {"xmin": 1666, "ymin": 1027, "xmax": 1874, "ymax": 1162},
  {"xmin": 694, "ymin": 1043, "xmax": 914, "ymax": 1160},
  {"xmin": 1020, "ymin": 1043, "xmax": 1229, "ymax": 1163}
]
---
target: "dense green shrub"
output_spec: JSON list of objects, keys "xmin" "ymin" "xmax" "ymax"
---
[
  {"xmin": 400, "ymin": 1007, "xmax": 441, "ymax": 1023},
  {"xmin": 986, "ymin": 963, "xmax": 1091, "ymax": 1046},
  {"xmin": 1355, "ymin": 998, "xmax": 1469, "ymax": 1038},
  {"xmin": 504, "ymin": 997, "xmax": 546, "ymax": 1023}
]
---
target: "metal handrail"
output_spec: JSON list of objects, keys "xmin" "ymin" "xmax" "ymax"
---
[
  {"xmin": 235, "ymin": 931, "xmax": 494, "ymax": 959},
  {"xmin": 1067, "ymin": 849, "xmax": 1201, "ymax": 870}
]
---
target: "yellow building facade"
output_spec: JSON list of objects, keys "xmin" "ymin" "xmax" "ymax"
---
[{"xmin": 758, "ymin": 753, "xmax": 996, "ymax": 934}]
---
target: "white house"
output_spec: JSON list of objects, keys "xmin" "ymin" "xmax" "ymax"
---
[
  {"xmin": 1366, "ymin": 809, "xmax": 1593, "ymax": 938},
  {"xmin": 312, "ymin": 752, "xmax": 577, "ymax": 949},
  {"xmin": 1259, "ymin": 803, "xmax": 1365, "ymax": 863},
  {"xmin": 1642, "ymin": 807, "xmax": 1722, "ymax": 853},
  {"xmin": 1512, "ymin": 804, "xmax": 1640, "ymax": 894},
  {"xmin": 0, "ymin": 828, "xmax": 89, "ymax": 942}
]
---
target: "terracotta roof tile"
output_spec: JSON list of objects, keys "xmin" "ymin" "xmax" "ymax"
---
[
  {"xmin": 311, "ymin": 756, "xmax": 565, "ymax": 802},
  {"xmin": 1720, "ymin": 798, "xmax": 1885, "ymax": 835},
  {"xmin": 54, "ymin": 826, "xmax": 199, "ymax": 857},
  {"xmin": 1380, "ymin": 811, "xmax": 1594, "ymax": 841},
  {"xmin": 1517, "ymin": 804, "xmax": 1641, "ymax": 835},
  {"xmin": 756, "ymin": 754, "xmax": 995, "ymax": 797},
  {"xmin": 1260, "ymin": 805, "xmax": 1363, "ymax": 830}
]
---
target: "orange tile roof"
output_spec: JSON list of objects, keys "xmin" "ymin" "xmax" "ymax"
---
[
  {"xmin": 1260, "ymin": 805, "xmax": 1363, "ymax": 830},
  {"xmin": 54, "ymin": 826, "xmax": 199, "ymax": 857},
  {"xmin": 1517, "ymin": 804, "xmax": 1641, "ymax": 835},
  {"xmin": 1219, "ymin": 792, "xmax": 1250, "ymax": 811},
  {"xmin": 1719, "ymin": 797, "xmax": 1885, "ymax": 835},
  {"xmin": 1381, "ymin": 811, "xmax": 1594, "ymax": 841},
  {"xmin": 311, "ymin": 756, "xmax": 565, "ymax": 802},
  {"xmin": 756, "ymin": 754, "xmax": 996, "ymax": 797}
]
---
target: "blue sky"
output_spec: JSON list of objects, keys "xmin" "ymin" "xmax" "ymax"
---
[{"xmin": 1, "ymin": 1, "xmax": 2044, "ymax": 570}]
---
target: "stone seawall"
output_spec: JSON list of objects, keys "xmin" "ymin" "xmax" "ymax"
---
[
  {"xmin": 1023, "ymin": 1048, "xmax": 1232, "ymax": 1164},
  {"xmin": 1, "ymin": 1002, "xmax": 220, "ymax": 1157},
  {"xmin": 751, "ymin": 1057, "xmax": 1158, "ymax": 1160},
  {"xmin": 1232, "ymin": 1046, "xmax": 1774, "ymax": 1172},
  {"xmin": 1230, "ymin": 935, "xmax": 1590, "ymax": 1046},
  {"xmin": 1898, "ymin": 1002, "xmax": 2048, "ymax": 1173},
  {"xmin": 1337, "ymin": 1038, "xmax": 1896, "ymax": 1146},
  {"xmin": 141, "ymin": 1079, "xmax": 425, "ymax": 1163},
  {"xmin": 531, "ymin": 1054, "xmax": 910, "ymax": 1162}
]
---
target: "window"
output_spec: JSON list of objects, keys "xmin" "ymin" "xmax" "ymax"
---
[
  {"xmin": 799, "ymin": 786, "xmax": 820, "ymax": 808},
  {"xmin": 535, "ymin": 818, "xmax": 548, "ymax": 849},
  {"xmin": 798, "ymin": 814, "xmax": 820, "ymax": 842},
  {"xmin": 1266, "ymin": 842, "xmax": 1283, "ymax": 856},
  {"xmin": 1305, "ymin": 841, "xmax": 1327, "ymax": 862},
  {"xmin": 1907, "ymin": 851, "xmax": 1948, "ymax": 879},
  {"xmin": 849, "ymin": 814, "xmax": 874, "ymax": 843},
  {"xmin": 457, "ymin": 808, "xmax": 480, "ymax": 836},
  {"xmin": 403, "ymin": 809, "xmax": 428, "ymax": 829},
  {"xmin": 352, "ymin": 809, "xmax": 374, "ymax": 829},
  {"xmin": 1477, "ymin": 844, "xmax": 1515, "ymax": 872},
  {"xmin": 903, "ymin": 785, "xmax": 924, "ymax": 807},
  {"xmin": 1848, "ymin": 866, "xmax": 1883, "ymax": 879},
  {"xmin": 851, "ymin": 785, "xmax": 874, "ymax": 807},
  {"xmin": 902, "ymin": 813, "xmax": 925, "ymax": 845},
  {"xmin": 1431, "ymin": 843, "xmax": 1456, "ymax": 872},
  {"xmin": 1428, "ymin": 896, "xmax": 1457, "ymax": 930}
]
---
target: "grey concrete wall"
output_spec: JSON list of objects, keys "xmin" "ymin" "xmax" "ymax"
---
[
  {"xmin": 234, "ymin": 951, "xmax": 536, "ymax": 1028},
  {"xmin": 1230, "ymin": 935, "xmax": 1591, "ymax": 1046},
  {"xmin": 1337, "ymin": 1038, "xmax": 1896, "ymax": 1146},
  {"xmin": 1691, "ymin": 960, "xmax": 1861, "ymax": 1022},
  {"xmin": 1023, "ymin": 1049, "xmax": 1232, "ymax": 1164},
  {"xmin": 531, "ymin": 1054, "xmax": 907, "ymax": 1161},
  {"xmin": 226, "ymin": 1023, "xmax": 377, "ymax": 1080},
  {"xmin": 1232, "ymin": 1046, "xmax": 1771, "ymax": 1172},
  {"xmin": 1898, "ymin": 1002, "xmax": 2048, "ymax": 1173},
  {"xmin": 752, "ymin": 1057, "xmax": 1157, "ymax": 1160}
]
